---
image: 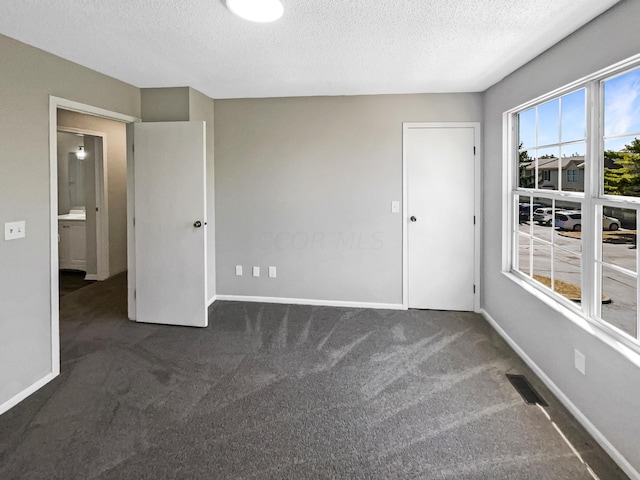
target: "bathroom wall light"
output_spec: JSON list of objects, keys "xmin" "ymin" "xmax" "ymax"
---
[
  {"xmin": 226, "ymin": 0, "xmax": 284, "ymax": 23},
  {"xmin": 75, "ymin": 146, "xmax": 86, "ymax": 160}
]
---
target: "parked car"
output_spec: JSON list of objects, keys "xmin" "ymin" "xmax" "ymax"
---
[
  {"xmin": 555, "ymin": 211, "xmax": 582, "ymax": 231},
  {"xmin": 519, "ymin": 203, "xmax": 542, "ymax": 223},
  {"xmin": 554, "ymin": 212, "xmax": 621, "ymax": 231},
  {"xmin": 603, "ymin": 215, "xmax": 621, "ymax": 231},
  {"xmin": 533, "ymin": 207, "xmax": 556, "ymax": 226}
]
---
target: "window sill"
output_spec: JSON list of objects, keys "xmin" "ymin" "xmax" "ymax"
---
[{"xmin": 501, "ymin": 270, "xmax": 640, "ymax": 367}]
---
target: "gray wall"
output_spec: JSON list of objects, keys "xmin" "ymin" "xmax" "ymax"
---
[
  {"xmin": 482, "ymin": 0, "xmax": 640, "ymax": 474},
  {"xmin": 215, "ymin": 94, "xmax": 482, "ymax": 304},
  {"xmin": 0, "ymin": 33, "xmax": 140, "ymax": 409},
  {"xmin": 141, "ymin": 88, "xmax": 190, "ymax": 123},
  {"xmin": 58, "ymin": 111, "xmax": 129, "ymax": 277}
]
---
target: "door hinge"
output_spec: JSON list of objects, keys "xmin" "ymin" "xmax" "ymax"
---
[
  {"xmin": 473, "ymin": 146, "xmax": 476, "ymax": 155},
  {"xmin": 134, "ymin": 290, "xmax": 136, "ymax": 299},
  {"xmin": 473, "ymin": 285, "xmax": 476, "ymax": 294},
  {"xmin": 132, "ymin": 144, "xmax": 135, "ymax": 153},
  {"xmin": 473, "ymin": 215, "xmax": 476, "ymax": 225},
  {"xmin": 133, "ymin": 217, "xmax": 135, "ymax": 226}
]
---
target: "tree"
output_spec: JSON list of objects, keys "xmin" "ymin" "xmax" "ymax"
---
[
  {"xmin": 604, "ymin": 138, "xmax": 640, "ymax": 196},
  {"xmin": 518, "ymin": 143, "xmax": 534, "ymax": 188}
]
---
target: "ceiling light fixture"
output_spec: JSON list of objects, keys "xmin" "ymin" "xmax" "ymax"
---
[
  {"xmin": 226, "ymin": 0, "xmax": 284, "ymax": 23},
  {"xmin": 75, "ymin": 145, "xmax": 86, "ymax": 160}
]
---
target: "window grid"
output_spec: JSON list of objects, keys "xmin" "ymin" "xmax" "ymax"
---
[
  {"xmin": 518, "ymin": 90, "xmax": 587, "ymax": 193},
  {"xmin": 513, "ymin": 193, "xmax": 584, "ymax": 315},
  {"xmin": 510, "ymin": 61, "xmax": 640, "ymax": 349}
]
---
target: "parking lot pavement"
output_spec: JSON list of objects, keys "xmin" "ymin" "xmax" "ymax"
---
[{"xmin": 518, "ymin": 220, "xmax": 637, "ymax": 338}]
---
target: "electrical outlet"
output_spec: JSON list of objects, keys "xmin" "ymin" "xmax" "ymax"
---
[
  {"xmin": 4, "ymin": 221, "xmax": 25, "ymax": 240},
  {"xmin": 253, "ymin": 266, "xmax": 260, "ymax": 277},
  {"xmin": 235, "ymin": 265, "xmax": 243, "ymax": 276},
  {"xmin": 391, "ymin": 201, "xmax": 400, "ymax": 213},
  {"xmin": 574, "ymin": 349, "xmax": 586, "ymax": 375},
  {"xmin": 269, "ymin": 266, "xmax": 276, "ymax": 278}
]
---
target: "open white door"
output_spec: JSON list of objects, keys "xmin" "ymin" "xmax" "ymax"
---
[{"xmin": 133, "ymin": 121, "xmax": 207, "ymax": 327}]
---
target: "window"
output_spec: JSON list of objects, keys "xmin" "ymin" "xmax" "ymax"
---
[{"xmin": 508, "ymin": 60, "xmax": 640, "ymax": 348}]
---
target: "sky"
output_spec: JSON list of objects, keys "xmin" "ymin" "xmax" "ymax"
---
[
  {"xmin": 518, "ymin": 66, "xmax": 640, "ymax": 155},
  {"xmin": 604, "ymin": 66, "xmax": 640, "ymax": 151}
]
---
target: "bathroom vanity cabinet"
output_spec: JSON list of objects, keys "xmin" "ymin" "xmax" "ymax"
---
[{"xmin": 58, "ymin": 219, "xmax": 86, "ymax": 270}]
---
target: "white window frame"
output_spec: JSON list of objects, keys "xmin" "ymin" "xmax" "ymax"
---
[{"xmin": 502, "ymin": 54, "xmax": 640, "ymax": 355}]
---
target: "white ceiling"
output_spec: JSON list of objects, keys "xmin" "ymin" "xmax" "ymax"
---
[{"xmin": 0, "ymin": 0, "xmax": 619, "ymax": 99}]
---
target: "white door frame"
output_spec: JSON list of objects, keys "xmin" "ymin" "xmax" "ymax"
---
[
  {"xmin": 402, "ymin": 122, "xmax": 482, "ymax": 312},
  {"xmin": 49, "ymin": 96, "xmax": 140, "ymax": 376},
  {"xmin": 56, "ymin": 126, "xmax": 109, "ymax": 281}
]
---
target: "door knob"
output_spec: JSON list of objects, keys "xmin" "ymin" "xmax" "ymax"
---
[
  {"xmin": 410, "ymin": 216, "xmax": 417, "ymax": 222},
  {"xmin": 193, "ymin": 220, "xmax": 202, "ymax": 228}
]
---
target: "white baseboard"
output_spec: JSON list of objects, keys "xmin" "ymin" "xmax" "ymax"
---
[
  {"xmin": 207, "ymin": 295, "xmax": 216, "ymax": 307},
  {"xmin": 0, "ymin": 371, "xmax": 58, "ymax": 416},
  {"xmin": 480, "ymin": 308, "xmax": 640, "ymax": 480},
  {"xmin": 84, "ymin": 274, "xmax": 98, "ymax": 281},
  {"xmin": 215, "ymin": 294, "xmax": 405, "ymax": 311}
]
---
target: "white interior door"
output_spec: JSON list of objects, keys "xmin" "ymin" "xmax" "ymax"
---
[
  {"xmin": 133, "ymin": 121, "xmax": 207, "ymax": 327},
  {"xmin": 406, "ymin": 125, "xmax": 476, "ymax": 310}
]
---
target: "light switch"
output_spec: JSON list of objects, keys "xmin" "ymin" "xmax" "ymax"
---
[
  {"xmin": 391, "ymin": 201, "xmax": 400, "ymax": 213},
  {"xmin": 235, "ymin": 265, "xmax": 243, "ymax": 276},
  {"xmin": 253, "ymin": 266, "xmax": 260, "ymax": 277},
  {"xmin": 4, "ymin": 221, "xmax": 25, "ymax": 240},
  {"xmin": 269, "ymin": 266, "xmax": 276, "ymax": 278}
]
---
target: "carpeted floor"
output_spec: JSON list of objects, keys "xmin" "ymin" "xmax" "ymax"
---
[
  {"xmin": 0, "ymin": 273, "xmax": 628, "ymax": 479},
  {"xmin": 59, "ymin": 269, "xmax": 95, "ymax": 297}
]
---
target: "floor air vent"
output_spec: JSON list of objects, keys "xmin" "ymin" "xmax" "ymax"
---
[{"xmin": 506, "ymin": 374, "xmax": 548, "ymax": 406}]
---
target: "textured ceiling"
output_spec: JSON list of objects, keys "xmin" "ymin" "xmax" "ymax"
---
[{"xmin": 0, "ymin": 0, "xmax": 619, "ymax": 99}]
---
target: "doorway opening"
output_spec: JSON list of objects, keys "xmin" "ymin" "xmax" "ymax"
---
[
  {"xmin": 56, "ymin": 112, "xmax": 125, "ymax": 298},
  {"xmin": 56, "ymin": 129, "xmax": 107, "ymax": 295},
  {"xmin": 49, "ymin": 96, "xmax": 139, "ymax": 377}
]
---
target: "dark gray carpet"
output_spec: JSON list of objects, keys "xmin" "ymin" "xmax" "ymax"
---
[
  {"xmin": 59, "ymin": 270, "xmax": 95, "ymax": 297},
  {"xmin": 0, "ymin": 273, "xmax": 627, "ymax": 479}
]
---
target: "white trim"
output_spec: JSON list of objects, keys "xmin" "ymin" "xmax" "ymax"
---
[
  {"xmin": 49, "ymin": 96, "xmax": 140, "ymax": 382},
  {"xmin": 49, "ymin": 98, "xmax": 61, "ymax": 379},
  {"xmin": 50, "ymin": 96, "xmax": 139, "ymax": 124},
  {"xmin": 201, "ymin": 121, "xmax": 209, "ymax": 327},
  {"xmin": 126, "ymin": 123, "xmax": 136, "ymax": 321},
  {"xmin": 84, "ymin": 274, "xmax": 98, "ymax": 281},
  {"xmin": 95, "ymin": 136, "xmax": 109, "ymax": 280},
  {"xmin": 0, "ymin": 373, "xmax": 57, "ymax": 416},
  {"xmin": 480, "ymin": 308, "xmax": 640, "ymax": 480},
  {"xmin": 402, "ymin": 127, "xmax": 409, "ymax": 308},
  {"xmin": 502, "ymin": 112, "xmax": 514, "ymax": 272},
  {"xmin": 57, "ymin": 125, "xmax": 110, "ymax": 281},
  {"xmin": 402, "ymin": 122, "xmax": 482, "ymax": 312},
  {"xmin": 208, "ymin": 295, "xmax": 217, "ymax": 307},
  {"xmin": 216, "ymin": 295, "xmax": 406, "ymax": 310},
  {"xmin": 473, "ymin": 124, "xmax": 482, "ymax": 313}
]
